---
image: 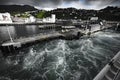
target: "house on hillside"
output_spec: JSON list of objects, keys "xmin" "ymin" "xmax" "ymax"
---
[
  {"xmin": 13, "ymin": 15, "xmax": 36, "ymax": 23},
  {"xmin": 90, "ymin": 17, "xmax": 99, "ymax": 24},
  {"xmin": 0, "ymin": 12, "xmax": 13, "ymax": 24},
  {"xmin": 42, "ymin": 14, "xmax": 56, "ymax": 23}
]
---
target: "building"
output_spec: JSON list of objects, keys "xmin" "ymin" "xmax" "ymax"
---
[
  {"xmin": 42, "ymin": 14, "xmax": 56, "ymax": 23},
  {"xmin": 90, "ymin": 17, "xmax": 98, "ymax": 21},
  {"xmin": 29, "ymin": 16, "xmax": 36, "ymax": 22},
  {"xmin": 0, "ymin": 12, "xmax": 13, "ymax": 24},
  {"xmin": 25, "ymin": 16, "xmax": 36, "ymax": 23},
  {"xmin": 13, "ymin": 17, "xmax": 25, "ymax": 23},
  {"xmin": 13, "ymin": 15, "xmax": 36, "ymax": 23},
  {"xmin": 90, "ymin": 17, "xmax": 99, "ymax": 24}
]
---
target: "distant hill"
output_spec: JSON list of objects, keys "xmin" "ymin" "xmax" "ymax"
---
[
  {"xmin": 97, "ymin": 6, "xmax": 120, "ymax": 21},
  {"xmin": 0, "ymin": 5, "xmax": 119, "ymax": 21},
  {"xmin": 36, "ymin": 8, "xmax": 97, "ymax": 20},
  {"xmin": 0, "ymin": 5, "xmax": 38, "ymax": 13},
  {"xmin": 100, "ymin": 6, "xmax": 120, "ymax": 11},
  {"xmin": 33, "ymin": 6, "xmax": 120, "ymax": 21}
]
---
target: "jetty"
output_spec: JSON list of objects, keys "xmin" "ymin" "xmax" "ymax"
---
[
  {"xmin": 0, "ymin": 21, "xmax": 120, "ymax": 53},
  {"xmin": 0, "ymin": 22, "xmax": 57, "ymax": 26},
  {"xmin": 0, "ymin": 28, "xmax": 81, "ymax": 53},
  {"xmin": 0, "ymin": 32, "xmax": 62, "ymax": 53}
]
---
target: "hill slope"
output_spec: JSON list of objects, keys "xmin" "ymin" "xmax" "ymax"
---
[{"xmin": 0, "ymin": 5, "xmax": 38, "ymax": 13}]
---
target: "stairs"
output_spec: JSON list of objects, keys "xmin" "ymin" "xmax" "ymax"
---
[{"xmin": 102, "ymin": 59, "xmax": 120, "ymax": 80}]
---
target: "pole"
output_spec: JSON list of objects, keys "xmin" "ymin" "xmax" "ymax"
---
[
  {"xmin": 115, "ymin": 23, "xmax": 119, "ymax": 31},
  {"xmin": 7, "ymin": 27, "xmax": 14, "ymax": 42}
]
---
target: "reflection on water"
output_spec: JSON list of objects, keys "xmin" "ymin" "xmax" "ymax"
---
[
  {"xmin": 26, "ymin": 25, "xmax": 36, "ymax": 35},
  {"xmin": 0, "ymin": 29, "xmax": 120, "ymax": 80},
  {"xmin": 0, "ymin": 25, "xmax": 56, "ymax": 43}
]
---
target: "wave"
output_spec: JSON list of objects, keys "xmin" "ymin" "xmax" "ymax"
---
[{"xmin": 1, "ymin": 30, "xmax": 120, "ymax": 80}]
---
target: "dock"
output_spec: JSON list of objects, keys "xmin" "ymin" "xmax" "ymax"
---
[
  {"xmin": 0, "ymin": 32, "xmax": 63, "ymax": 53},
  {"xmin": 0, "ymin": 22, "xmax": 57, "ymax": 26},
  {"xmin": 0, "ymin": 29, "xmax": 82, "ymax": 53},
  {"xmin": 0, "ymin": 21, "xmax": 120, "ymax": 53}
]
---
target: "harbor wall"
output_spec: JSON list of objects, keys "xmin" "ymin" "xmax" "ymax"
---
[
  {"xmin": 0, "ymin": 31, "xmax": 82, "ymax": 55},
  {"xmin": 0, "ymin": 21, "xmax": 120, "ymax": 56}
]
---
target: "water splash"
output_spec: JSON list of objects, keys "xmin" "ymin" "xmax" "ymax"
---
[
  {"xmin": 1, "ymin": 30, "xmax": 120, "ymax": 80},
  {"xmin": 23, "ymin": 48, "xmax": 46, "ymax": 69}
]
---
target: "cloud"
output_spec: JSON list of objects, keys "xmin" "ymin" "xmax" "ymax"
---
[
  {"xmin": 58, "ymin": 0, "xmax": 120, "ymax": 10},
  {"xmin": 58, "ymin": 1, "xmax": 98, "ymax": 10},
  {"xmin": 0, "ymin": 0, "xmax": 78, "ymax": 6},
  {"xmin": 84, "ymin": 0, "xmax": 118, "ymax": 6},
  {"xmin": 0, "ymin": 0, "xmax": 120, "ymax": 9}
]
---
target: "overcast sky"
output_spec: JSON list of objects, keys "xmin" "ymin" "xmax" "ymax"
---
[{"xmin": 0, "ymin": 0, "xmax": 120, "ymax": 10}]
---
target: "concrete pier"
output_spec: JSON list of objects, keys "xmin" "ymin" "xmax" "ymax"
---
[
  {"xmin": 0, "ymin": 29, "xmax": 82, "ymax": 53},
  {"xmin": 0, "ymin": 21, "xmax": 120, "ymax": 54},
  {"xmin": 0, "ymin": 32, "xmax": 62, "ymax": 53},
  {"xmin": 0, "ymin": 22, "xmax": 57, "ymax": 26}
]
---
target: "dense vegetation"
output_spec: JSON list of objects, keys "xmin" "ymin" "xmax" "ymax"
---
[
  {"xmin": 34, "ymin": 6, "xmax": 120, "ymax": 21},
  {"xmin": 97, "ymin": 6, "xmax": 120, "ymax": 21},
  {"xmin": 36, "ymin": 11, "xmax": 46, "ymax": 18},
  {"xmin": 0, "ymin": 5, "xmax": 120, "ymax": 21},
  {"xmin": 0, "ymin": 5, "xmax": 38, "ymax": 13}
]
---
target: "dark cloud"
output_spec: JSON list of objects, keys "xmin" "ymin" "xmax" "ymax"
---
[
  {"xmin": 112, "ymin": 0, "xmax": 120, "ymax": 6},
  {"xmin": 85, "ymin": 0, "xmax": 119, "ymax": 5},
  {"xmin": 0, "ymin": 0, "xmax": 34, "ymax": 5},
  {"xmin": 80, "ymin": 0, "xmax": 120, "ymax": 9},
  {"xmin": 0, "ymin": 0, "xmax": 119, "ymax": 9},
  {"xmin": 0, "ymin": 0, "xmax": 78, "ymax": 6},
  {"xmin": 32, "ymin": 0, "xmax": 78, "ymax": 8}
]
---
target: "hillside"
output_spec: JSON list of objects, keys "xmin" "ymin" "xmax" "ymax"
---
[
  {"xmin": 0, "ymin": 5, "xmax": 38, "ymax": 13},
  {"xmin": 97, "ymin": 6, "xmax": 120, "ymax": 21},
  {"xmin": 0, "ymin": 5, "xmax": 119, "ymax": 21}
]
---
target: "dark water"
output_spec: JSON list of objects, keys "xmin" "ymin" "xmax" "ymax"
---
[
  {"xmin": 0, "ymin": 25, "xmax": 120, "ymax": 80},
  {"xmin": 0, "ymin": 25, "xmax": 56, "ymax": 43}
]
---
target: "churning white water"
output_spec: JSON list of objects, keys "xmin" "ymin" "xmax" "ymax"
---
[{"xmin": 0, "ymin": 30, "xmax": 120, "ymax": 80}]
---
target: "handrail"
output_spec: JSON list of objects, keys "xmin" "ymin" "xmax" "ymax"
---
[
  {"xmin": 113, "ymin": 69, "xmax": 120, "ymax": 80},
  {"xmin": 94, "ymin": 51, "xmax": 120, "ymax": 80}
]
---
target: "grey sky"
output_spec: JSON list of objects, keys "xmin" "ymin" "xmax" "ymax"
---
[{"xmin": 0, "ymin": 0, "xmax": 119, "ymax": 10}]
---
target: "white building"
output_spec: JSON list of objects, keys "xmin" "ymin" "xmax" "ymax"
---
[
  {"xmin": 43, "ymin": 14, "xmax": 56, "ymax": 23},
  {"xmin": 25, "ymin": 16, "xmax": 36, "ymax": 23},
  {"xmin": 90, "ymin": 17, "xmax": 98, "ymax": 21},
  {"xmin": 29, "ymin": 16, "xmax": 36, "ymax": 22},
  {"xmin": 13, "ymin": 16, "xmax": 36, "ymax": 23},
  {"xmin": 0, "ymin": 13, "xmax": 13, "ymax": 24},
  {"xmin": 13, "ymin": 17, "xmax": 25, "ymax": 23}
]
